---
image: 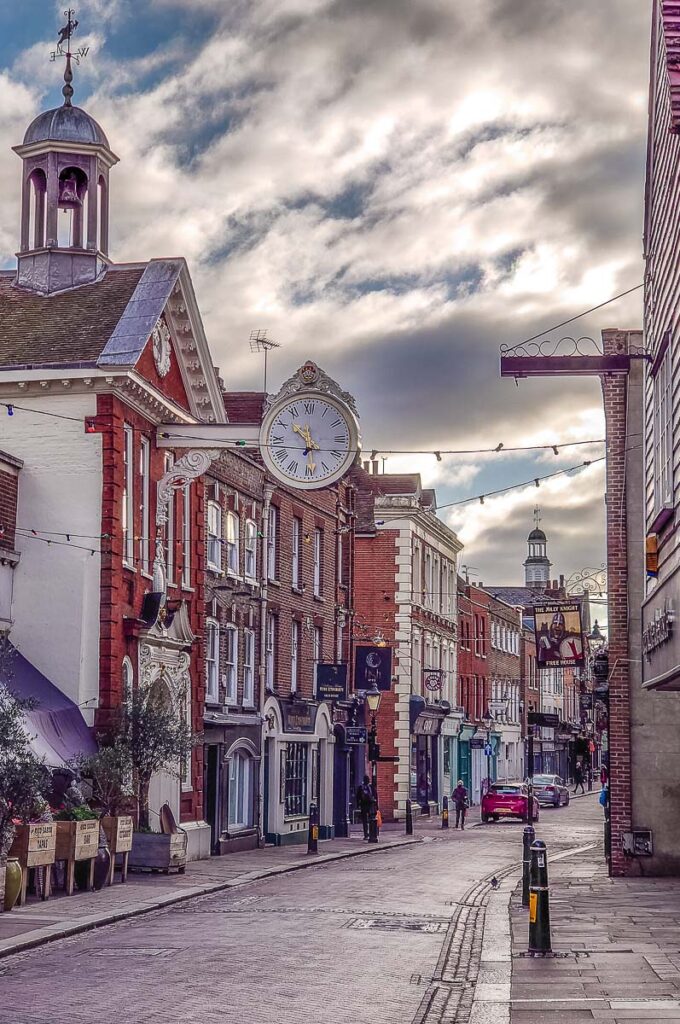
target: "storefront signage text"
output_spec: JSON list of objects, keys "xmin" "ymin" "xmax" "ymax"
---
[{"xmin": 642, "ymin": 605, "xmax": 673, "ymax": 661}]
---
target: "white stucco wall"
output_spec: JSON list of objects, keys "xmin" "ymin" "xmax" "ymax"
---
[{"xmin": 0, "ymin": 392, "xmax": 102, "ymax": 719}]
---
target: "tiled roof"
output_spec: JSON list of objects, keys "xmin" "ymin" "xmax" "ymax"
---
[
  {"xmin": 223, "ymin": 392, "xmax": 267, "ymax": 423},
  {"xmin": 372, "ymin": 473, "xmax": 422, "ymax": 496},
  {"xmin": 0, "ymin": 266, "xmax": 145, "ymax": 369},
  {"xmin": 482, "ymin": 586, "xmax": 547, "ymax": 608}
]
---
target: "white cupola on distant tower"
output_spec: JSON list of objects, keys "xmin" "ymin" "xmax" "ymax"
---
[
  {"xmin": 12, "ymin": 15, "xmax": 118, "ymax": 294},
  {"xmin": 524, "ymin": 508, "xmax": 551, "ymax": 588}
]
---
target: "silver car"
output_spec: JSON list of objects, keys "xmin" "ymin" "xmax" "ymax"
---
[{"xmin": 529, "ymin": 774, "xmax": 570, "ymax": 807}]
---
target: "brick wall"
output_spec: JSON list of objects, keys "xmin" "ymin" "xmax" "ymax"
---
[
  {"xmin": 95, "ymin": 392, "xmax": 206, "ymax": 823},
  {"xmin": 601, "ymin": 329, "xmax": 634, "ymax": 876},
  {"xmin": 0, "ymin": 456, "xmax": 21, "ymax": 552},
  {"xmin": 458, "ymin": 580, "xmax": 490, "ymax": 724}
]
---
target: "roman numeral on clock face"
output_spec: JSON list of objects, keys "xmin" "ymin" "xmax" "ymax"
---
[
  {"xmin": 303, "ymin": 401, "xmax": 315, "ymax": 415},
  {"xmin": 305, "ymin": 464, "xmax": 314, "ymax": 477},
  {"xmin": 287, "ymin": 459, "xmax": 299, "ymax": 474},
  {"xmin": 333, "ymin": 434, "xmax": 346, "ymax": 443}
]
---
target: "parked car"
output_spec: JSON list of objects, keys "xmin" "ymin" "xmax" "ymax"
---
[
  {"xmin": 481, "ymin": 782, "xmax": 540, "ymax": 823},
  {"xmin": 529, "ymin": 774, "xmax": 570, "ymax": 808}
]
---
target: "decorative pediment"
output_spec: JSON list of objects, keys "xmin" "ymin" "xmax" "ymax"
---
[
  {"xmin": 140, "ymin": 599, "xmax": 197, "ymax": 649},
  {"xmin": 265, "ymin": 360, "xmax": 358, "ymax": 416}
]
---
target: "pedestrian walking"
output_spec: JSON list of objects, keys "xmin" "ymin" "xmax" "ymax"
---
[
  {"xmin": 452, "ymin": 780, "xmax": 469, "ymax": 830},
  {"xmin": 573, "ymin": 761, "xmax": 585, "ymax": 795},
  {"xmin": 356, "ymin": 775, "xmax": 375, "ymax": 840}
]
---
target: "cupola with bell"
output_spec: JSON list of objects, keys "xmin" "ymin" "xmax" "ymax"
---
[
  {"xmin": 524, "ymin": 507, "xmax": 551, "ymax": 588},
  {"xmin": 12, "ymin": 10, "xmax": 119, "ymax": 294}
]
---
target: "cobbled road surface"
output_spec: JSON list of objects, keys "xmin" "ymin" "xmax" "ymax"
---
[{"xmin": 0, "ymin": 797, "xmax": 601, "ymax": 1024}]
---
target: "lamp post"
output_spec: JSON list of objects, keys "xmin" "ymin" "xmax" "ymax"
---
[
  {"xmin": 482, "ymin": 709, "xmax": 493, "ymax": 796},
  {"xmin": 366, "ymin": 683, "xmax": 382, "ymax": 844}
]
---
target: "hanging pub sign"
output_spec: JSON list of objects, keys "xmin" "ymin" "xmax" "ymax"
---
[
  {"xmin": 423, "ymin": 668, "xmax": 444, "ymax": 692},
  {"xmin": 533, "ymin": 602, "xmax": 585, "ymax": 669},
  {"xmin": 354, "ymin": 645, "xmax": 392, "ymax": 691},
  {"xmin": 315, "ymin": 663, "xmax": 348, "ymax": 703}
]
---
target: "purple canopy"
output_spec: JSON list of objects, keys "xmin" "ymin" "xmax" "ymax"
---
[{"xmin": 6, "ymin": 643, "xmax": 97, "ymax": 767}]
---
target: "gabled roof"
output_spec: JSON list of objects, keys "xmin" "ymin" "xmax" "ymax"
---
[{"xmin": 0, "ymin": 265, "xmax": 144, "ymax": 369}]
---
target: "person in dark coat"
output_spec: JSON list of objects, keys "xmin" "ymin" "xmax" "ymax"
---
[
  {"xmin": 356, "ymin": 775, "xmax": 375, "ymax": 840},
  {"xmin": 452, "ymin": 780, "xmax": 469, "ymax": 830},
  {"xmin": 573, "ymin": 761, "xmax": 586, "ymax": 794}
]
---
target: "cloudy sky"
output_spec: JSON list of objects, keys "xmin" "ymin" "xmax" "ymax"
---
[{"xmin": 0, "ymin": 0, "xmax": 650, "ymax": 594}]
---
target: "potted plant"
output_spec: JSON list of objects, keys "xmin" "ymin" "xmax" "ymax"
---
[
  {"xmin": 0, "ymin": 658, "xmax": 52, "ymax": 909},
  {"xmin": 108, "ymin": 683, "xmax": 196, "ymax": 873},
  {"xmin": 72, "ymin": 744, "xmax": 134, "ymax": 884}
]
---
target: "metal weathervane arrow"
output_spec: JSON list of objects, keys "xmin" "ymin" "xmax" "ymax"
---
[{"xmin": 50, "ymin": 9, "xmax": 89, "ymax": 106}]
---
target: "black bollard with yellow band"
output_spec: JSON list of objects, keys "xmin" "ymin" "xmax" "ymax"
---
[
  {"xmin": 522, "ymin": 825, "xmax": 535, "ymax": 908},
  {"xmin": 528, "ymin": 839, "xmax": 552, "ymax": 953},
  {"xmin": 307, "ymin": 801, "xmax": 319, "ymax": 854},
  {"xmin": 441, "ymin": 795, "xmax": 449, "ymax": 830},
  {"xmin": 405, "ymin": 798, "xmax": 414, "ymax": 836}
]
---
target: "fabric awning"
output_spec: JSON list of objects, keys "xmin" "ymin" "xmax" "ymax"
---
[{"xmin": 6, "ymin": 643, "xmax": 97, "ymax": 767}]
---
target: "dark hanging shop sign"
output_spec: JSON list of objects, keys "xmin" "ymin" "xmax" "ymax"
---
[
  {"xmin": 354, "ymin": 645, "xmax": 392, "ymax": 691},
  {"xmin": 527, "ymin": 711, "xmax": 560, "ymax": 729},
  {"xmin": 282, "ymin": 701, "xmax": 318, "ymax": 734},
  {"xmin": 315, "ymin": 663, "xmax": 348, "ymax": 703}
]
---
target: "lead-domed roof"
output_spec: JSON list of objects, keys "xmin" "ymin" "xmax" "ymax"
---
[
  {"xmin": 23, "ymin": 105, "xmax": 109, "ymax": 148},
  {"xmin": 528, "ymin": 527, "xmax": 546, "ymax": 542}
]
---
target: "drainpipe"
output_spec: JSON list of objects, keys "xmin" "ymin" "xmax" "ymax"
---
[{"xmin": 257, "ymin": 483, "xmax": 274, "ymax": 846}]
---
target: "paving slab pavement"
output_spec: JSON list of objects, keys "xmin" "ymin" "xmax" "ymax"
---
[{"xmin": 510, "ymin": 802, "xmax": 680, "ymax": 1023}]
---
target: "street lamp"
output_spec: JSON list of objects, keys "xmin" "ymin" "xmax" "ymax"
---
[
  {"xmin": 366, "ymin": 683, "xmax": 382, "ymax": 844},
  {"xmin": 481, "ymin": 709, "xmax": 493, "ymax": 796}
]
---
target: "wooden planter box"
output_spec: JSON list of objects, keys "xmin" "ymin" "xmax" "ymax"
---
[
  {"xmin": 128, "ymin": 831, "xmax": 187, "ymax": 874},
  {"xmin": 9, "ymin": 823, "xmax": 56, "ymax": 905},
  {"xmin": 55, "ymin": 820, "xmax": 99, "ymax": 895},
  {"xmin": 101, "ymin": 815, "xmax": 134, "ymax": 885}
]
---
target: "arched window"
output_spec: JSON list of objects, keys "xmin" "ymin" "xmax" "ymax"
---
[
  {"xmin": 228, "ymin": 749, "xmax": 254, "ymax": 829},
  {"xmin": 57, "ymin": 166, "xmax": 88, "ymax": 248},
  {"xmin": 97, "ymin": 175, "xmax": 108, "ymax": 253},
  {"xmin": 122, "ymin": 656, "xmax": 134, "ymax": 707},
  {"xmin": 28, "ymin": 169, "xmax": 47, "ymax": 249}
]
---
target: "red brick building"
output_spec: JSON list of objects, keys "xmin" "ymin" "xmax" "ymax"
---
[
  {"xmin": 456, "ymin": 578, "xmax": 490, "ymax": 802},
  {"xmin": 353, "ymin": 467, "xmax": 461, "ymax": 821}
]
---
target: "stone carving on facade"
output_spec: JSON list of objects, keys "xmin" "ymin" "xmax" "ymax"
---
[
  {"xmin": 152, "ymin": 317, "xmax": 172, "ymax": 378},
  {"xmin": 264, "ymin": 360, "xmax": 358, "ymax": 415},
  {"xmin": 156, "ymin": 448, "xmax": 221, "ymax": 526}
]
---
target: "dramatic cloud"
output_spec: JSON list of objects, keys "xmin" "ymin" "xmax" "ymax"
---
[{"xmin": 0, "ymin": 0, "xmax": 649, "ymax": 582}]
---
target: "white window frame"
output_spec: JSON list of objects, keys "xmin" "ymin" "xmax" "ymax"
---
[
  {"xmin": 291, "ymin": 619, "xmax": 300, "ymax": 693},
  {"xmin": 292, "ymin": 516, "xmax": 302, "ymax": 588},
  {"xmin": 206, "ymin": 618, "xmax": 219, "ymax": 702},
  {"xmin": 165, "ymin": 454, "xmax": 174, "ymax": 585},
  {"xmin": 123, "ymin": 424, "xmax": 134, "ymax": 567},
  {"xmin": 313, "ymin": 527, "xmax": 322, "ymax": 597},
  {"xmin": 313, "ymin": 625, "xmax": 321, "ymax": 692},
  {"xmin": 245, "ymin": 519, "xmax": 257, "ymax": 580},
  {"xmin": 243, "ymin": 628, "xmax": 255, "ymax": 706},
  {"xmin": 226, "ymin": 510, "xmax": 240, "ymax": 575},
  {"xmin": 267, "ymin": 505, "xmax": 278, "ymax": 581},
  {"xmin": 654, "ymin": 348, "xmax": 673, "ymax": 509},
  {"xmin": 182, "ymin": 483, "xmax": 191, "ymax": 588},
  {"xmin": 139, "ymin": 436, "xmax": 150, "ymax": 573},
  {"xmin": 225, "ymin": 623, "xmax": 238, "ymax": 703},
  {"xmin": 228, "ymin": 749, "xmax": 253, "ymax": 830},
  {"xmin": 207, "ymin": 500, "xmax": 222, "ymax": 573},
  {"xmin": 266, "ymin": 612, "xmax": 276, "ymax": 689}
]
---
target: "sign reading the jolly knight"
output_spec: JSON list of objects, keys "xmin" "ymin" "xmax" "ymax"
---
[{"xmin": 259, "ymin": 361, "xmax": 361, "ymax": 489}]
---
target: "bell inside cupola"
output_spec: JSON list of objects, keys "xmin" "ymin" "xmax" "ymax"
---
[{"xmin": 58, "ymin": 170, "xmax": 82, "ymax": 206}]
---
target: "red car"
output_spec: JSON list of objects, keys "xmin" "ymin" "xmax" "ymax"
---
[{"xmin": 481, "ymin": 782, "xmax": 540, "ymax": 823}]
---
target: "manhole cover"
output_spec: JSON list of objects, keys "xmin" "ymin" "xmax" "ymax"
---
[
  {"xmin": 347, "ymin": 918, "xmax": 447, "ymax": 933},
  {"xmin": 86, "ymin": 947, "xmax": 179, "ymax": 959}
]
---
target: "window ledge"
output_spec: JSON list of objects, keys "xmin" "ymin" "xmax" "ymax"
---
[
  {"xmin": 123, "ymin": 562, "xmax": 136, "ymax": 573},
  {"xmin": 291, "ymin": 585, "xmax": 304, "ymax": 595},
  {"xmin": 313, "ymin": 594, "xmax": 325, "ymax": 603},
  {"xmin": 268, "ymin": 578, "xmax": 281, "ymax": 588},
  {"xmin": 650, "ymin": 505, "xmax": 674, "ymax": 534}
]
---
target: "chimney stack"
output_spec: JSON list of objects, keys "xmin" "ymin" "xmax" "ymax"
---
[{"xmin": 371, "ymin": 460, "xmax": 379, "ymax": 475}]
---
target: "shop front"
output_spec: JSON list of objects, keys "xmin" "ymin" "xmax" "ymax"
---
[
  {"xmin": 262, "ymin": 696, "xmax": 335, "ymax": 845},
  {"xmin": 440, "ymin": 712, "xmax": 463, "ymax": 802},
  {"xmin": 457, "ymin": 723, "xmax": 475, "ymax": 795},
  {"xmin": 409, "ymin": 697, "xmax": 450, "ymax": 813},
  {"xmin": 203, "ymin": 712, "xmax": 262, "ymax": 855}
]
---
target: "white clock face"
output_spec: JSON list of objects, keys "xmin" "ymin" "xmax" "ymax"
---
[{"xmin": 260, "ymin": 393, "xmax": 358, "ymax": 488}]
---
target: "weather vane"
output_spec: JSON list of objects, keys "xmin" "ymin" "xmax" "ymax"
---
[
  {"xmin": 533, "ymin": 506, "xmax": 542, "ymax": 528},
  {"xmin": 50, "ymin": 9, "xmax": 89, "ymax": 107}
]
